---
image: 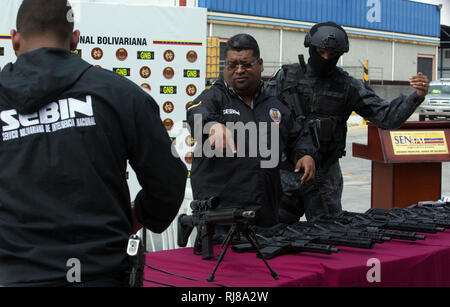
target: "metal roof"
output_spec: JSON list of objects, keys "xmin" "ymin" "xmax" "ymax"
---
[{"xmin": 199, "ymin": 0, "xmax": 441, "ymax": 37}]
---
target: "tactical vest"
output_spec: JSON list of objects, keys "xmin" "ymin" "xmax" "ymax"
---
[{"xmin": 277, "ymin": 57, "xmax": 350, "ymax": 168}]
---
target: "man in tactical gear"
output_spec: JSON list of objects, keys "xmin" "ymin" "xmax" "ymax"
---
[{"xmin": 267, "ymin": 21, "xmax": 430, "ymax": 223}]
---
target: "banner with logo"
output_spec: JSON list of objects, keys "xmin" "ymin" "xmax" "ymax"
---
[
  {"xmin": 0, "ymin": 1, "xmax": 206, "ymax": 198},
  {"xmin": 390, "ymin": 131, "xmax": 449, "ymax": 155}
]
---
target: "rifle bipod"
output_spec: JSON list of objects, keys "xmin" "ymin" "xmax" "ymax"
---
[{"xmin": 207, "ymin": 222, "xmax": 279, "ymax": 282}]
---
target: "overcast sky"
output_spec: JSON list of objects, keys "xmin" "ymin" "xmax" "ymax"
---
[{"xmin": 410, "ymin": 0, "xmax": 450, "ymax": 26}]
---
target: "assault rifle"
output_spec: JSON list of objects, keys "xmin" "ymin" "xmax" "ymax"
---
[
  {"xmin": 365, "ymin": 208, "xmax": 446, "ymax": 233},
  {"xmin": 417, "ymin": 201, "xmax": 450, "ymax": 211},
  {"xmin": 232, "ymin": 235, "xmax": 339, "ymax": 259},
  {"xmin": 321, "ymin": 212, "xmax": 426, "ymax": 241},
  {"xmin": 177, "ymin": 197, "xmax": 255, "ymax": 260},
  {"xmin": 390, "ymin": 207, "xmax": 450, "ymax": 229},
  {"xmin": 415, "ymin": 201, "xmax": 450, "ymax": 218},
  {"xmin": 284, "ymin": 222, "xmax": 377, "ymax": 249},
  {"xmin": 407, "ymin": 203, "xmax": 450, "ymax": 222},
  {"xmin": 309, "ymin": 216, "xmax": 392, "ymax": 243},
  {"xmin": 336, "ymin": 210, "xmax": 443, "ymax": 234},
  {"xmin": 233, "ymin": 222, "xmax": 376, "ymax": 250}
]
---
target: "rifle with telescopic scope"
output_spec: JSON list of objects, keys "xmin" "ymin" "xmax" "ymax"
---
[
  {"xmin": 177, "ymin": 197, "xmax": 279, "ymax": 281},
  {"xmin": 177, "ymin": 197, "xmax": 255, "ymax": 260}
]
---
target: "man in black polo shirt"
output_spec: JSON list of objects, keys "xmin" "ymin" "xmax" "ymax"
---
[{"xmin": 187, "ymin": 34, "xmax": 317, "ymax": 227}]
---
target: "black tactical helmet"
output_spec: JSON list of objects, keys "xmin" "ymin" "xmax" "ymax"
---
[{"xmin": 304, "ymin": 22, "xmax": 349, "ymax": 54}]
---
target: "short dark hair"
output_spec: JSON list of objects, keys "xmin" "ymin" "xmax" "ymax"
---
[
  {"xmin": 225, "ymin": 34, "xmax": 260, "ymax": 59},
  {"xmin": 16, "ymin": 0, "xmax": 74, "ymax": 42}
]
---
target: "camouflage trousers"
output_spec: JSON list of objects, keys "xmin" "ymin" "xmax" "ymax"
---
[{"xmin": 279, "ymin": 160, "xmax": 343, "ymax": 223}]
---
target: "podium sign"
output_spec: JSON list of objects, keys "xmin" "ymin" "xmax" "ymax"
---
[
  {"xmin": 353, "ymin": 121, "xmax": 450, "ymax": 209},
  {"xmin": 390, "ymin": 131, "xmax": 449, "ymax": 155}
]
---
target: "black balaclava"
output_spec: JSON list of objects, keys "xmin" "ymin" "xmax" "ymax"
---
[
  {"xmin": 308, "ymin": 47, "xmax": 340, "ymax": 77},
  {"xmin": 305, "ymin": 21, "xmax": 349, "ymax": 77}
]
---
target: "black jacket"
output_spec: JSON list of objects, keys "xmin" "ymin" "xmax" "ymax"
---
[
  {"xmin": 0, "ymin": 48, "xmax": 187, "ymax": 286},
  {"xmin": 186, "ymin": 78, "xmax": 316, "ymax": 226},
  {"xmin": 267, "ymin": 63, "xmax": 425, "ymax": 168}
]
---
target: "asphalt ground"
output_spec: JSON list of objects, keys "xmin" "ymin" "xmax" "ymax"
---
[{"xmin": 341, "ymin": 111, "xmax": 450, "ymax": 213}]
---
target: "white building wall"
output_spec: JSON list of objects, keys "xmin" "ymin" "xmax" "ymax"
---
[
  {"xmin": 281, "ymin": 31, "xmax": 307, "ymax": 65},
  {"xmin": 441, "ymin": 48, "xmax": 450, "ymax": 78},
  {"xmin": 209, "ymin": 22, "xmax": 437, "ymax": 82},
  {"xmin": 393, "ymin": 42, "xmax": 437, "ymax": 80},
  {"xmin": 340, "ymin": 37, "xmax": 393, "ymax": 82},
  {"xmin": 444, "ymin": 49, "xmax": 450, "ymax": 67}
]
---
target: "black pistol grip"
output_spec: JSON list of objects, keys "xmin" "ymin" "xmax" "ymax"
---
[
  {"xmin": 177, "ymin": 214, "xmax": 194, "ymax": 247},
  {"xmin": 201, "ymin": 224, "xmax": 215, "ymax": 260},
  {"xmin": 193, "ymin": 232, "xmax": 202, "ymax": 255}
]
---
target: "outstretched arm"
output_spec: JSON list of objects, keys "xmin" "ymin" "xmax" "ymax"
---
[{"xmin": 350, "ymin": 73, "xmax": 429, "ymax": 129}]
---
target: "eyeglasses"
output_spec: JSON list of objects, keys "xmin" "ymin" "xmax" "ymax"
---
[{"xmin": 225, "ymin": 59, "xmax": 260, "ymax": 71}]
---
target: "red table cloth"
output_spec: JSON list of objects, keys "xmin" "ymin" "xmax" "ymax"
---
[{"xmin": 143, "ymin": 230, "xmax": 450, "ymax": 287}]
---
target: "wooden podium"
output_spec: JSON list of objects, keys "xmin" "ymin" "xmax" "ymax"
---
[{"xmin": 352, "ymin": 121, "xmax": 450, "ymax": 209}]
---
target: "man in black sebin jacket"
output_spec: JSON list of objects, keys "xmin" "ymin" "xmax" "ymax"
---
[
  {"xmin": 187, "ymin": 34, "xmax": 317, "ymax": 227},
  {"xmin": 0, "ymin": 0, "xmax": 187, "ymax": 286}
]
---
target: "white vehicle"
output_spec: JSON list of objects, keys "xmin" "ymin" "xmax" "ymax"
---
[{"xmin": 418, "ymin": 78, "xmax": 450, "ymax": 121}]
